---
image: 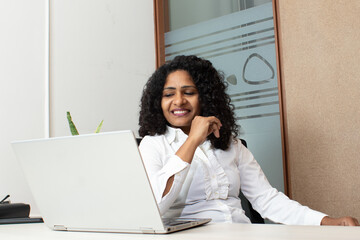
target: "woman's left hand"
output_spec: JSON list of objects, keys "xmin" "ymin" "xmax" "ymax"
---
[{"xmin": 321, "ymin": 216, "xmax": 359, "ymax": 226}]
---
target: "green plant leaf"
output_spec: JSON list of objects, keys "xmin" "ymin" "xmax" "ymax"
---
[
  {"xmin": 95, "ymin": 120, "xmax": 104, "ymax": 133},
  {"xmin": 66, "ymin": 111, "xmax": 79, "ymax": 135}
]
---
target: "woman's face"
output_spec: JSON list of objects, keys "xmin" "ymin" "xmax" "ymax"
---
[{"xmin": 161, "ymin": 70, "xmax": 200, "ymax": 134}]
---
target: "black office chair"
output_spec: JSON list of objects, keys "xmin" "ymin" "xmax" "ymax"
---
[
  {"xmin": 136, "ymin": 137, "xmax": 264, "ymax": 224},
  {"xmin": 239, "ymin": 139, "xmax": 264, "ymax": 224}
]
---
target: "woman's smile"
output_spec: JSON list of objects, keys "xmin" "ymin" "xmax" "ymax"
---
[{"xmin": 171, "ymin": 109, "xmax": 190, "ymax": 116}]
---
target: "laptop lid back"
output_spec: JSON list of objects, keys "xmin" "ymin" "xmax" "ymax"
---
[{"xmin": 12, "ymin": 131, "xmax": 166, "ymax": 233}]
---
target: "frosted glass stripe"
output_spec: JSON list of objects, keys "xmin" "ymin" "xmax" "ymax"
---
[
  {"xmin": 165, "ymin": 17, "xmax": 273, "ymax": 48},
  {"xmin": 164, "ymin": 2, "xmax": 284, "ymax": 192}
]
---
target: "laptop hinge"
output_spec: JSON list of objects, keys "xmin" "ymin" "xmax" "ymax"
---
[
  {"xmin": 54, "ymin": 225, "xmax": 67, "ymax": 231},
  {"xmin": 140, "ymin": 227, "xmax": 155, "ymax": 234}
]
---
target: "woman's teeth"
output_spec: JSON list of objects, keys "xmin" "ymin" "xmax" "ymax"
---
[{"xmin": 173, "ymin": 110, "xmax": 188, "ymax": 115}]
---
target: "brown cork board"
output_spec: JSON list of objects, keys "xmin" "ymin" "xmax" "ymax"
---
[{"xmin": 276, "ymin": 0, "xmax": 360, "ymax": 219}]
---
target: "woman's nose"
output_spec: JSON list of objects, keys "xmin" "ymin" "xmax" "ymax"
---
[{"xmin": 173, "ymin": 93, "xmax": 186, "ymax": 106}]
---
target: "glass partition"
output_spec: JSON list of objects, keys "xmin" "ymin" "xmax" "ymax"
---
[{"xmin": 162, "ymin": 1, "xmax": 285, "ymax": 192}]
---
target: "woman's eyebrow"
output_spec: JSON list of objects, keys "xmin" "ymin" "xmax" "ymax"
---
[
  {"xmin": 181, "ymin": 85, "xmax": 197, "ymax": 89},
  {"xmin": 163, "ymin": 87, "xmax": 176, "ymax": 90},
  {"xmin": 163, "ymin": 85, "xmax": 196, "ymax": 90}
]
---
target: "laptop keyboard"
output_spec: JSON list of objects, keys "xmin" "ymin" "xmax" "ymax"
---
[
  {"xmin": 167, "ymin": 220, "xmax": 192, "ymax": 226},
  {"xmin": 162, "ymin": 218, "xmax": 193, "ymax": 226}
]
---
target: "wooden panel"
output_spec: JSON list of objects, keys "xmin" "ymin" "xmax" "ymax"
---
[
  {"xmin": 277, "ymin": 0, "xmax": 360, "ymax": 219},
  {"xmin": 153, "ymin": 0, "xmax": 166, "ymax": 67}
]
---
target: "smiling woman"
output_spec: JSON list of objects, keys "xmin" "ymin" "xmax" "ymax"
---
[{"xmin": 138, "ymin": 55, "xmax": 359, "ymax": 226}]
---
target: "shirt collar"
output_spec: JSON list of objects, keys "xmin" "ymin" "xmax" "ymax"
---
[{"xmin": 164, "ymin": 125, "xmax": 188, "ymax": 144}]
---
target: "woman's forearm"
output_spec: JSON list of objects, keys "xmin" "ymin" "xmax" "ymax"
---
[{"xmin": 162, "ymin": 137, "xmax": 198, "ymax": 197}]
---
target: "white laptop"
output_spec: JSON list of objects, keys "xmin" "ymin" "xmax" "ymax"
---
[{"xmin": 11, "ymin": 130, "xmax": 210, "ymax": 234}]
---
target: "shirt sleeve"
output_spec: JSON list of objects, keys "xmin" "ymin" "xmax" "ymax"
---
[
  {"xmin": 237, "ymin": 141, "xmax": 327, "ymax": 225},
  {"xmin": 139, "ymin": 136, "xmax": 190, "ymax": 215}
]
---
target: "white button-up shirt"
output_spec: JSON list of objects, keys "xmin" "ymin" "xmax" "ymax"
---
[{"xmin": 139, "ymin": 126, "xmax": 326, "ymax": 225}]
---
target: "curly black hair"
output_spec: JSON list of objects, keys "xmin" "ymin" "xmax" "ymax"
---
[{"xmin": 139, "ymin": 55, "xmax": 239, "ymax": 150}]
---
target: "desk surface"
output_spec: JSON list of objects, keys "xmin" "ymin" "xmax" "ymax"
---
[{"xmin": 1, "ymin": 223, "xmax": 359, "ymax": 240}]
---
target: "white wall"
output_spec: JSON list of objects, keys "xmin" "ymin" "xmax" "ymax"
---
[
  {"xmin": 0, "ymin": 0, "xmax": 155, "ymax": 216},
  {"xmin": 50, "ymin": 0, "xmax": 156, "ymax": 137},
  {"xmin": 0, "ymin": 0, "xmax": 47, "ymax": 215}
]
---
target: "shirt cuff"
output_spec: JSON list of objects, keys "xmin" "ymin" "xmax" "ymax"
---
[
  {"xmin": 159, "ymin": 155, "xmax": 189, "ymax": 181},
  {"xmin": 304, "ymin": 210, "xmax": 328, "ymax": 225},
  {"xmin": 155, "ymin": 155, "xmax": 189, "ymax": 201},
  {"xmin": 158, "ymin": 156, "xmax": 190, "ymax": 215}
]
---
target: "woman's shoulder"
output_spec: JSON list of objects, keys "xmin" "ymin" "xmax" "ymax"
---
[
  {"xmin": 140, "ymin": 126, "xmax": 177, "ymax": 145},
  {"xmin": 139, "ymin": 134, "xmax": 168, "ymax": 149},
  {"xmin": 227, "ymin": 137, "xmax": 243, "ymax": 149},
  {"xmin": 224, "ymin": 137, "xmax": 249, "ymax": 156},
  {"xmin": 140, "ymin": 134, "xmax": 165, "ymax": 142},
  {"xmin": 138, "ymin": 134, "xmax": 172, "ymax": 159}
]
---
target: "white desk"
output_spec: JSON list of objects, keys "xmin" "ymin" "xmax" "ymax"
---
[{"xmin": 1, "ymin": 223, "xmax": 359, "ymax": 240}]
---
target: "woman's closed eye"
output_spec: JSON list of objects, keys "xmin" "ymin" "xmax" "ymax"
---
[
  {"xmin": 163, "ymin": 92, "xmax": 174, "ymax": 98},
  {"xmin": 184, "ymin": 90, "xmax": 198, "ymax": 96},
  {"xmin": 163, "ymin": 91, "xmax": 197, "ymax": 98}
]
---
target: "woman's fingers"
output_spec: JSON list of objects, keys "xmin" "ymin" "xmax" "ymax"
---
[
  {"xmin": 209, "ymin": 116, "xmax": 222, "ymax": 138},
  {"xmin": 194, "ymin": 116, "xmax": 222, "ymax": 137},
  {"xmin": 209, "ymin": 121, "xmax": 221, "ymax": 138},
  {"xmin": 321, "ymin": 216, "xmax": 360, "ymax": 226},
  {"xmin": 189, "ymin": 116, "xmax": 222, "ymax": 144}
]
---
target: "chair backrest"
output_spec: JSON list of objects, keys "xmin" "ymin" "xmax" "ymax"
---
[
  {"xmin": 239, "ymin": 139, "xmax": 264, "ymax": 224},
  {"xmin": 136, "ymin": 138, "xmax": 264, "ymax": 224}
]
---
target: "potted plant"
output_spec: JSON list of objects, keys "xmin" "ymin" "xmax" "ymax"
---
[{"xmin": 66, "ymin": 111, "xmax": 103, "ymax": 135}]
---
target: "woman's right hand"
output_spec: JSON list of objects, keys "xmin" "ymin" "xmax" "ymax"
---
[
  {"xmin": 175, "ymin": 116, "xmax": 222, "ymax": 165},
  {"xmin": 187, "ymin": 116, "xmax": 222, "ymax": 146}
]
